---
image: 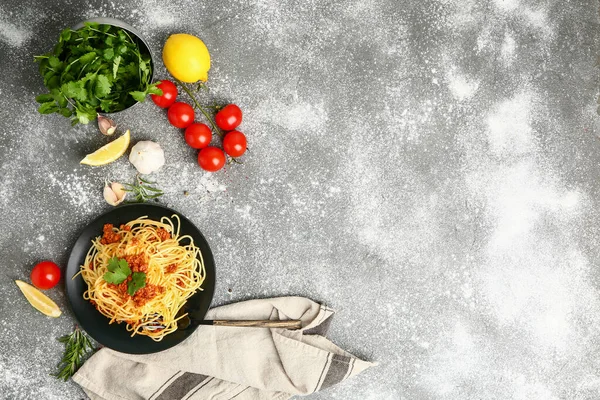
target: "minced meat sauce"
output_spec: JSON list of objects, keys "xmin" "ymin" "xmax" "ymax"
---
[
  {"xmin": 125, "ymin": 253, "xmax": 148, "ymax": 273},
  {"xmin": 132, "ymin": 285, "xmax": 166, "ymax": 307},
  {"xmin": 165, "ymin": 263, "xmax": 177, "ymax": 274},
  {"xmin": 107, "ymin": 279, "xmax": 165, "ymax": 307},
  {"xmin": 100, "ymin": 223, "xmax": 121, "ymax": 244},
  {"xmin": 155, "ymin": 228, "xmax": 171, "ymax": 241}
]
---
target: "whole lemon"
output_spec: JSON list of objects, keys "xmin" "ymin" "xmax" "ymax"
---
[{"xmin": 162, "ymin": 33, "xmax": 211, "ymax": 83}]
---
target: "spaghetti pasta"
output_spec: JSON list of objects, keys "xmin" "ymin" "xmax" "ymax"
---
[{"xmin": 77, "ymin": 214, "xmax": 205, "ymax": 341}]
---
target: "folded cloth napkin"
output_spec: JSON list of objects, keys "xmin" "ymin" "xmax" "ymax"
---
[{"xmin": 73, "ymin": 296, "xmax": 375, "ymax": 400}]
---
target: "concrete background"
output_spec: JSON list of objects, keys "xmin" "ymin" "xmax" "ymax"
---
[{"xmin": 1, "ymin": 0, "xmax": 600, "ymax": 399}]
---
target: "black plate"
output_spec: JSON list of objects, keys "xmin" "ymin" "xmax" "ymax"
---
[{"xmin": 65, "ymin": 203, "xmax": 215, "ymax": 354}]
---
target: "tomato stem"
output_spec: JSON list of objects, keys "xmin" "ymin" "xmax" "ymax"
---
[
  {"xmin": 176, "ymin": 80, "xmax": 224, "ymax": 139},
  {"xmin": 176, "ymin": 79, "xmax": 241, "ymax": 163}
]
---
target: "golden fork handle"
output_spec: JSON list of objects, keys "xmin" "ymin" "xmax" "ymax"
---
[{"xmin": 209, "ymin": 319, "xmax": 302, "ymax": 329}]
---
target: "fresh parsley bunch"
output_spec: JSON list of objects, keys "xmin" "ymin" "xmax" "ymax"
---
[{"xmin": 34, "ymin": 22, "xmax": 161, "ymax": 125}]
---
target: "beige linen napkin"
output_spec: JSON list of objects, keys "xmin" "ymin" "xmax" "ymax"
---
[{"xmin": 73, "ymin": 297, "xmax": 375, "ymax": 400}]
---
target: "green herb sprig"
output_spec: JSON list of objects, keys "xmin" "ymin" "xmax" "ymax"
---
[
  {"xmin": 52, "ymin": 326, "xmax": 95, "ymax": 381},
  {"xmin": 122, "ymin": 175, "xmax": 164, "ymax": 203},
  {"xmin": 103, "ymin": 256, "xmax": 131, "ymax": 284},
  {"xmin": 34, "ymin": 22, "xmax": 161, "ymax": 125},
  {"xmin": 102, "ymin": 256, "xmax": 147, "ymax": 295},
  {"xmin": 128, "ymin": 272, "xmax": 147, "ymax": 296}
]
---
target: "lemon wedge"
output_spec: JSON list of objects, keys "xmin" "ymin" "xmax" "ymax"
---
[
  {"xmin": 81, "ymin": 129, "xmax": 130, "ymax": 166},
  {"xmin": 15, "ymin": 280, "xmax": 62, "ymax": 318}
]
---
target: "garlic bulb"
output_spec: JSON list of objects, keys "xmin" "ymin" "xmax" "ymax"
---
[
  {"xmin": 103, "ymin": 181, "xmax": 127, "ymax": 206},
  {"xmin": 129, "ymin": 141, "xmax": 165, "ymax": 174}
]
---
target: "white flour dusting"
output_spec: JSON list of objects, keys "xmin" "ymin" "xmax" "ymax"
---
[
  {"xmin": 250, "ymin": 0, "xmax": 302, "ymax": 52},
  {"xmin": 0, "ymin": 17, "xmax": 31, "ymax": 47},
  {"xmin": 145, "ymin": 9, "xmax": 176, "ymax": 26},
  {"xmin": 415, "ymin": 1, "xmax": 597, "ymax": 395},
  {"xmin": 442, "ymin": 0, "xmax": 478, "ymax": 30},
  {"xmin": 138, "ymin": 0, "xmax": 177, "ymax": 27},
  {"xmin": 0, "ymin": 5, "xmax": 46, "ymax": 49},
  {"xmin": 47, "ymin": 171, "xmax": 95, "ymax": 213},
  {"xmin": 253, "ymin": 98, "xmax": 327, "ymax": 133},
  {"xmin": 501, "ymin": 32, "xmax": 517, "ymax": 66},
  {"xmin": 462, "ymin": 82, "xmax": 598, "ymax": 354},
  {"xmin": 475, "ymin": 161, "xmax": 581, "ymax": 249},
  {"xmin": 510, "ymin": 375, "xmax": 559, "ymax": 400},
  {"xmin": 342, "ymin": 114, "xmax": 440, "ymax": 266},
  {"xmin": 196, "ymin": 174, "xmax": 227, "ymax": 193},
  {"xmin": 446, "ymin": 70, "xmax": 479, "ymax": 101},
  {"xmin": 486, "ymin": 92, "xmax": 535, "ymax": 156},
  {"xmin": 82, "ymin": 2, "xmax": 127, "ymax": 20},
  {"xmin": 450, "ymin": 0, "xmax": 553, "ymax": 58},
  {"xmin": 522, "ymin": 8, "xmax": 554, "ymax": 38},
  {"xmin": 456, "ymin": 86, "xmax": 599, "ymax": 391},
  {"xmin": 382, "ymin": 85, "xmax": 435, "ymax": 140},
  {"xmin": 468, "ymin": 158, "xmax": 589, "ymax": 349},
  {"xmin": 476, "ymin": 27, "xmax": 494, "ymax": 52},
  {"xmin": 493, "ymin": 0, "xmax": 520, "ymax": 12},
  {"xmin": 420, "ymin": 321, "xmax": 481, "ymax": 395}
]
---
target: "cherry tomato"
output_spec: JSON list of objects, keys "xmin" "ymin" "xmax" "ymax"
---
[
  {"xmin": 223, "ymin": 130, "xmax": 247, "ymax": 157},
  {"xmin": 151, "ymin": 80, "xmax": 178, "ymax": 108},
  {"xmin": 184, "ymin": 123, "xmax": 212, "ymax": 149},
  {"xmin": 31, "ymin": 261, "xmax": 61, "ymax": 290},
  {"xmin": 168, "ymin": 102, "xmax": 195, "ymax": 129},
  {"xmin": 215, "ymin": 104, "xmax": 242, "ymax": 131},
  {"xmin": 198, "ymin": 147, "xmax": 226, "ymax": 172}
]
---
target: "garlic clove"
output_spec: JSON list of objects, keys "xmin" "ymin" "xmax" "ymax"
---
[
  {"xmin": 98, "ymin": 115, "xmax": 117, "ymax": 136},
  {"xmin": 111, "ymin": 182, "xmax": 127, "ymax": 203},
  {"xmin": 103, "ymin": 184, "xmax": 119, "ymax": 205},
  {"xmin": 103, "ymin": 181, "xmax": 127, "ymax": 206}
]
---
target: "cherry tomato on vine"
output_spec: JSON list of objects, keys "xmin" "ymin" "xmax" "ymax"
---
[
  {"xmin": 198, "ymin": 147, "xmax": 226, "ymax": 172},
  {"xmin": 223, "ymin": 130, "xmax": 247, "ymax": 157},
  {"xmin": 185, "ymin": 123, "xmax": 212, "ymax": 149},
  {"xmin": 215, "ymin": 104, "xmax": 242, "ymax": 131},
  {"xmin": 168, "ymin": 102, "xmax": 195, "ymax": 128},
  {"xmin": 31, "ymin": 261, "xmax": 61, "ymax": 290},
  {"xmin": 151, "ymin": 80, "xmax": 178, "ymax": 108}
]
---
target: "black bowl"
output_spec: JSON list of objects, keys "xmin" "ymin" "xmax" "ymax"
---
[{"xmin": 65, "ymin": 203, "xmax": 215, "ymax": 354}]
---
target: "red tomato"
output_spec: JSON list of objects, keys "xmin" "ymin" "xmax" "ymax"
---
[
  {"xmin": 168, "ymin": 102, "xmax": 195, "ymax": 128},
  {"xmin": 185, "ymin": 123, "xmax": 212, "ymax": 149},
  {"xmin": 151, "ymin": 80, "xmax": 178, "ymax": 108},
  {"xmin": 215, "ymin": 104, "xmax": 242, "ymax": 131},
  {"xmin": 223, "ymin": 130, "xmax": 247, "ymax": 157},
  {"xmin": 31, "ymin": 261, "xmax": 61, "ymax": 290},
  {"xmin": 198, "ymin": 147, "xmax": 226, "ymax": 172}
]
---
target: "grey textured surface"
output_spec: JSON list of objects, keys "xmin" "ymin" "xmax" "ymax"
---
[{"xmin": 0, "ymin": 0, "xmax": 599, "ymax": 399}]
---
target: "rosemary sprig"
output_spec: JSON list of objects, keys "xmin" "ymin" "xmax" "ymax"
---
[
  {"xmin": 52, "ymin": 326, "xmax": 95, "ymax": 381},
  {"xmin": 122, "ymin": 175, "xmax": 164, "ymax": 203}
]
